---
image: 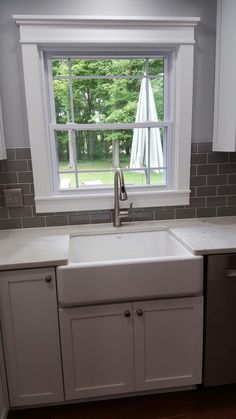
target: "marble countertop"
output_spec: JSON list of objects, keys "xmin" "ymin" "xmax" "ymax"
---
[{"xmin": 1, "ymin": 216, "xmax": 236, "ymax": 270}]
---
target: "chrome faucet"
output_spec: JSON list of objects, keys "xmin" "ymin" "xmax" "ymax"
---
[{"xmin": 113, "ymin": 168, "xmax": 133, "ymax": 227}]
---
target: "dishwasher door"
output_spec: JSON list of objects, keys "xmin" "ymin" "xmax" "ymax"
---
[{"xmin": 204, "ymin": 254, "xmax": 236, "ymax": 386}]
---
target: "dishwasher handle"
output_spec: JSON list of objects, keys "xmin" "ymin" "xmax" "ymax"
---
[{"xmin": 225, "ymin": 268, "xmax": 236, "ymax": 278}]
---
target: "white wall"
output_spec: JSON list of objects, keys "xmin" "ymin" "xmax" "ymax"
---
[{"xmin": 0, "ymin": 0, "xmax": 217, "ymax": 147}]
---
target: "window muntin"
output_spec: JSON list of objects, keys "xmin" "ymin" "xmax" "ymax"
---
[{"xmin": 48, "ymin": 56, "xmax": 170, "ymax": 192}]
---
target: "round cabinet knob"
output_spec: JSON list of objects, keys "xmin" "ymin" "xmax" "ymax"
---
[
  {"xmin": 137, "ymin": 308, "xmax": 143, "ymax": 317},
  {"xmin": 45, "ymin": 275, "xmax": 52, "ymax": 283},
  {"xmin": 124, "ymin": 310, "xmax": 131, "ymax": 318}
]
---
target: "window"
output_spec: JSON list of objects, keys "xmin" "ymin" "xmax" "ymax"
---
[
  {"xmin": 14, "ymin": 15, "xmax": 200, "ymax": 212},
  {"xmin": 48, "ymin": 56, "xmax": 169, "ymax": 191}
]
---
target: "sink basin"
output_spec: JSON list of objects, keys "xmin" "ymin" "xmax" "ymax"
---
[
  {"xmin": 69, "ymin": 230, "xmax": 191, "ymax": 263},
  {"xmin": 57, "ymin": 228, "xmax": 203, "ymax": 306}
]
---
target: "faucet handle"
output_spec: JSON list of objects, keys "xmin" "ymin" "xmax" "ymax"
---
[{"xmin": 128, "ymin": 201, "xmax": 133, "ymax": 218}]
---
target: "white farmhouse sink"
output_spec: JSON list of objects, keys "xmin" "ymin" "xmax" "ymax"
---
[
  {"xmin": 69, "ymin": 230, "xmax": 191, "ymax": 263},
  {"xmin": 57, "ymin": 229, "xmax": 203, "ymax": 306}
]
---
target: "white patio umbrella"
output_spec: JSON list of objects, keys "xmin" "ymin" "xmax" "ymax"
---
[{"xmin": 130, "ymin": 76, "xmax": 163, "ymax": 172}]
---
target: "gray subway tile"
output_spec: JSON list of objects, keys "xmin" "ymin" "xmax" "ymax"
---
[
  {"xmin": 228, "ymin": 174, "xmax": 236, "ymax": 184},
  {"xmin": 190, "ymin": 187, "xmax": 196, "ymax": 198},
  {"xmin": 27, "ymin": 160, "xmax": 32, "ymax": 172},
  {"xmin": 189, "ymin": 197, "xmax": 206, "ymax": 208},
  {"xmin": 0, "ymin": 173, "xmax": 17, "ymax": 184},
  {"xmin": 30, "ymin": 183, "xmax": 35, "ymax": 195},
  {"xmin": 191, "ymin": 154, "xmax": 207, "ymax": 165},
  {"xmin": 0, "ymin": 207, "xmax": 8, "ymax": 218},
  {"xmin": 155, "ymin": 208, "xmax": 175, "ymax": 220},
  {"xmin": 191, "ymin": 143, "xmax": 198, "ymax": 153},
  {"xmin": 229, "ymin": 153, "xmax": 236, "ymax": 163},
  {"xmin": 23, "ymin": 217, "xmax": 45, "ymax": 228},
  {"xmin": 207, "ymin": 152, "xmax": 229, "ymax": 164},
  {"xmin": 227, "ymin": 196, "xmax": 236, "ymax": 206},
  {"xmin": 23, "ymin": 195, "xmax": 35, "ymax": 206},
  {"xmin": 0, "ymin": 218, "xmax": 22, "ymax": 230},
  {"xmin": 217, "ymin": 206, "xmax": 236, "ymax": 217},
  {"xmin": 133, "ymin": 209, "xmax": 154, "ymax": 222},
  {"xmin": 9, "ymin": 207, "xmax": 32, "ymax": 218},
  {"xmin": 197, "ymin": 186, "xmax": 217, "ymax": 197},
  {"xmin": 18, "ymin": 172, "xmax": 34, "ymax": 183},
  {"xmin": 68, "ymin": 212, "xmax": 91, "ymax": 225},
  {"xmin": 90, "ymin": 210, "xmax": 112, "ymax": 224},
  {"xmin": 190, "ymin": 165, "xmax": 196, "ymax": 176},
  {"xmin": 207, "ymin": 174, "xmax": 228, "ymax": 186},
  {"xmin": 218, "ymin": 185, "xmax": 236, "ymax": 195},
  {"xmin": 45, "ymin": 215, "xmax": 68, "ymax": 227},
  {"xmin": 206, "ymin": 196, "xmax": 227, "ymax": 207},
  {"xmin": 196, "ymin": 207, "xmax": 216, "ymax": 218},
  {"xmin": 219, "ymin": 163, "xmax": 236, "ymax": 174},
  {"xmin": 6, "ymin": 160, "xmax": 28, "ymax": 173},
  {"xmin": 15, "ymin": 148, "xmax": 31, "ymax": 160},
  {"xmin": 197, "ymin": 164, "xmax": 218, "ymax": 176},
  {"xmin": 175, "ymin": 208, "xmax": 195, "ymax": 219},
  {"xmin": 6, "ymin": 149, "xmax": 15, "ymax": 160},
  {"xmin": 190, "ymin": 176, "xmax": 206, "ymax": 187},
  {"xmin": 198, "ymin": 142, "xmax": 212, "ymax": 153}
]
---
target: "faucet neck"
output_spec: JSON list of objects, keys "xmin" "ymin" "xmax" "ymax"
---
[{"xmin": 113, "ymin": 168, "xmax": 128, "ymax": 227}]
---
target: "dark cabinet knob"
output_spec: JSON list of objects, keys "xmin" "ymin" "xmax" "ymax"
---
[
  {"xmin": 137, "ymin": 308, "xmax": 143, "ymax": 317},
  {"xmin": 45, "ymin": 275, "xmax": 52, "ymax": 283},
  {"xmin": 124, "ymin": 310, "xmax": 131, "ymax": 318}
]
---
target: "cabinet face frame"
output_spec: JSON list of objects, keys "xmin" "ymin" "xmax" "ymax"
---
[{"xmin": 0, "ymin": 268, "xmax": 64, "ymax": 407}]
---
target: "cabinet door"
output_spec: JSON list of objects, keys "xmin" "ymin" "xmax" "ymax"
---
[
  {"xmin": 0, "ymin": 330, "xmax": 8, "ymax": 419},
  {"xmin": 213, "ymin": 0, "xmax": 236, "ymax": 151},
  {"xmin": 59, "ymin": 303, "xmax": 134, "ymax": 400},
  {"xmin": 0, "ymin": 268, "xmax": 64, "ymax": 407},
  {"xmin": 134, "ymin": 297, "xmax": 203, "ymax": 391}
]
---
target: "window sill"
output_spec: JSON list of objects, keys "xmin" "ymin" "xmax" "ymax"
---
[{"xmin": 35, "ymin": 189, "xmax": 190, "ymax": 212}]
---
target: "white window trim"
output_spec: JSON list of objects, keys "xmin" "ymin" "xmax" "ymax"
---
[{"xmin": 14, "ymin": 15, "xmax": 200, "ymax": 212}]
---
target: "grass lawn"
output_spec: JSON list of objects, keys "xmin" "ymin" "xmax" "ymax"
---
[{"xmin": 59, "ymin": 159, "xmax": 165, "ymax": 188}]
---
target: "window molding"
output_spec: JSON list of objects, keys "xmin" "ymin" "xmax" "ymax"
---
[{"xmin": 14, "ymin": 15, "xmax": 200, "ymax": 213}]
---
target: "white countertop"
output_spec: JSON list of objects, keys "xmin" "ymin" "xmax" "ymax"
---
[{"xmin": 1, "ymin": 216, "xmax": 236, "ymax": 270}]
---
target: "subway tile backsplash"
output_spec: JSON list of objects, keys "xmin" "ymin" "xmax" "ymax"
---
[{"xmin": 1, "ymin": 142, "xmax": 236, "ymax": 230}]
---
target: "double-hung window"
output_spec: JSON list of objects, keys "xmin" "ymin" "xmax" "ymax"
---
[
  {"xmin": 48, "ymin": 55, "xmax": 169, "ymax": 191},
  {"xmin": 14, "ymin": 16, "xmax": 199, "ymax": 212}
]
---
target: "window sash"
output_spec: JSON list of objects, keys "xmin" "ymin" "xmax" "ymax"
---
[
  {"xmin": 47, "ymin": 54, "xmax": 171, "ymax": 192},
  {"xmin": 51, "ymin": 124, "xmax": 169, "ymax": 191}
]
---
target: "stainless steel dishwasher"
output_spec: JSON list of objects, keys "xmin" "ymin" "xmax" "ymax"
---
[{"xmin": 203, "ymin": 254, "xmax": 236, "ymax": 386}]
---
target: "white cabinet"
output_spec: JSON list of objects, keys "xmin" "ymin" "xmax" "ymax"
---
[
  {"xmin": 134, "ymin": 298, "xmax": 203, "ymax": 391},
  {"xmin": 0, "ymin": 331, "xmax": 9, "ymax": 419},
  {"xmin": 0, "ymin": 268, "xmax": 64, "ymax": 407},
  {"xmin": 59, "ymin": 303, "xmax": 134, "ymax": 400},
  {"xmin": 213, "ymin": 0, "xmax": 236, "ymax": 151},
  {"xmin": 60, "ymin": 297, "xmax": 203, "ymax": 400},
  {"xmin": 0, "ymin": 98, "xmax": 6, "ymax": 160}
]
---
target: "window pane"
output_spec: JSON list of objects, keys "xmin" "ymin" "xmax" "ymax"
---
[
  {"xmin": 51, "ymin": 57, "xmax": 166, "ymax": 123},
  {"xmin": 52, "ymin": 59, "xmax": 69, "ymax": 76},
  {"xmin": 150, "ymin": 78, "xmax": 164, "ymax": 121},
  {"xmin": 72, "ymin": 79, "xmax": 141, "ymax": 124},
  {"xmin": 53, "ymin": 79, "xmax": 71, "ymax": 123},
  {"xmin": 59, "ymin": 173, "xmax": 77, "ymax": 189},
  {"xmin": 56, "ymin": 131, "xmax": 70, "ymax": 171},
  {"xmin": 56, "ymin": 128, "xmax": 166, "ymax": 189},
  {"xmin": 70, "ymin": 58, "xmax": 149, "ymax": 77},
  {"xmin": 123, "ymin": 169, "xmax": 166, "ymax": 186}
]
